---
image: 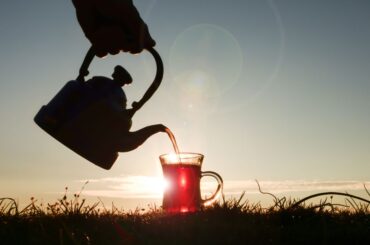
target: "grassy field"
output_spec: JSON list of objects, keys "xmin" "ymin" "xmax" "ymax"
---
[{"xmin": 1, "ymin": 189, "xmax": 369, "ymax": 245}]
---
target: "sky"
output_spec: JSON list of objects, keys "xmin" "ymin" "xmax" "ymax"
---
[{"xmin": 0, "ymin": 0, "xmax": 369, "ymax": 210}]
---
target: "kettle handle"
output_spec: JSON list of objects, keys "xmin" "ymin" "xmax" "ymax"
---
[
  {"xmin": 76, "ymin": 47, "xmax": 164, "ymax": 113},
  {"xmin": 76, "ymin": 46, "xmax": 95, "ymax": 82}
]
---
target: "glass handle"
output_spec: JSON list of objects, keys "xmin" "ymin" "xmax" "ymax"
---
[{"xmin": 200, "ymin": 171, "xmax": 223, "ymax": 206}]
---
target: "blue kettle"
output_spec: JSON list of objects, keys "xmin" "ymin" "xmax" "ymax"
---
[{"xmin": 34, "ymin": 47, "xmax": 163, "ymax": 170}]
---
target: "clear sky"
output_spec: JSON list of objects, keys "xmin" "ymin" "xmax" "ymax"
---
[{"xmin": 0, "ymin": 0, "xmax": 369, "ymax": 209}]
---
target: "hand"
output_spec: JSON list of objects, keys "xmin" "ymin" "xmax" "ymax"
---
[{"xmin": 72, "ymin": 0, "xmax": 155, "ymax": 57}]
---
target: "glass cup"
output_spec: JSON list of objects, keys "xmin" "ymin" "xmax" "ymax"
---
[{"xmin": 159, "ymin": 153, "xmax": 223, "ymax": 213}]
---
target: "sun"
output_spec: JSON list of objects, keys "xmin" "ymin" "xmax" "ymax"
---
[{"xmin": 138, "ymin": 176, "xmax": 170, "ymax": 198}]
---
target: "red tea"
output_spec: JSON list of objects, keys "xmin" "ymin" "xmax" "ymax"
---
[{"xmin": 162, "ymin": 164, "xmax": 201, "ymax": 213}]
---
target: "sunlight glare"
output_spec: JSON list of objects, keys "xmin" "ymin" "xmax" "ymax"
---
[
  {"xmin": 108, "ymin": 176, "xmax": 171, "ymax": 198},
  {"xmin": 162, "ymin": 177, "xmax": 170, "ymax": 191},
  {"xmin": 146, "ymin": 177, "xmax": 170, "ymax": 196},
  {"xmin": 167, "ymin": 153, "xmax": 181, "ymax": 163},
  {"xmin": 180, "ymin": 175, "xmax": 187, "ymax": 187}
]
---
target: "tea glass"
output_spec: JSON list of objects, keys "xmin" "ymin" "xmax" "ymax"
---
[{"xmin": 160, "ymin": 153, "xmax": 223, "ymax": 213}]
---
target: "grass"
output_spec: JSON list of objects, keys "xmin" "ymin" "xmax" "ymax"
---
[{"xmin": 1, "ymin": 183, "xmax": 370, "ymax": 245}]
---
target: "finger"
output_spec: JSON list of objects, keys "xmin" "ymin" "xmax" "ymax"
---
[
  {"xmin": 107, "ymin": 28, "xmax": 122, "ymax": 55},
  {"xmin": 94, "ymin": 46, "xmax": 108, "ymax": 58},
  {"xmin": 90, "ymin": 29, "xmax": 108, "ymax": 57},
  {"xmin": 91, "ymin": 35, "xmax": 107, "ymax": 57},
  {"xmin": 141, "ymin": 23, "xmax": 156, "ymax": 48},
  {"xmin": 130, "ymin": 23, "xmax": 156, "ymax": 53}
]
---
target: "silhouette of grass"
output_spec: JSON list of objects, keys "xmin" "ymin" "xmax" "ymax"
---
[{"xmin": 1, "ymin": 183, "xmax": 369, "ymax": 244}]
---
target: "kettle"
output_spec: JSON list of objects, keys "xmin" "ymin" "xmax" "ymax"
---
[{"xmin": 34, "ymin": 47, "xmax": 164, "ymax": 170}]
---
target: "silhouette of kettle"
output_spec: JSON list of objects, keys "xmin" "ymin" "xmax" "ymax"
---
[{"xmin": 34, "ymin": 47, "xmax": 164, "ymax": 170}]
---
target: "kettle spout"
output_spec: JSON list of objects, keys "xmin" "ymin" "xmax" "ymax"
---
[{"xmin": 117, "ymin": 124, "xmax": 167, "ymax": 152}]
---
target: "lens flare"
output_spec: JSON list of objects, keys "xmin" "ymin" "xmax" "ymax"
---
[{"xmin": 169, "ymin": 24, "xmax": 243, "ymax": 98}]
